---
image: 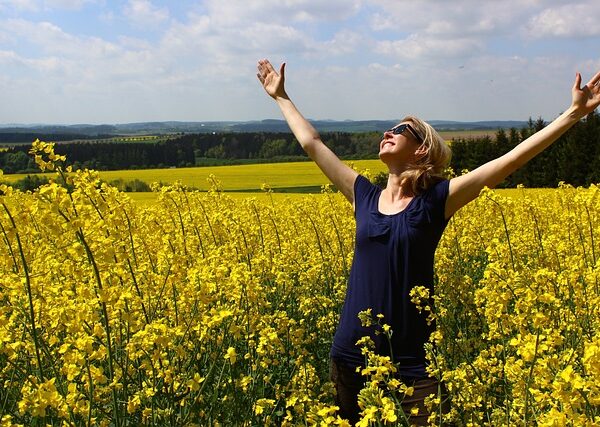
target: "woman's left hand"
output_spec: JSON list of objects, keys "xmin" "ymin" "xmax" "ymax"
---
[
  {"xmin": 257, "ymin": 59, "xmax": 287, "ymax": 99},
  {"xmin": 571, "ymin": 71, "xmax": 600, "ymax": 118}
]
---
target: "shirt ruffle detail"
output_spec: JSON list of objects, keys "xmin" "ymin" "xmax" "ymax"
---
[{"xmin": 367, "ymin": 195, "xmax": 433, "ymax": 238}]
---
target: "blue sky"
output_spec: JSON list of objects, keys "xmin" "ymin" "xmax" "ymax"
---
[{"xmin": 1, "ymin": 0, "xmax": 599, "ymax": 124}]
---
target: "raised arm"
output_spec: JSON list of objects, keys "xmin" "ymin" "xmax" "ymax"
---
[
  {"xmin": 256, "ymin": 59, "xmax": 358, "ymax": 204},
  {"xmin": 445, "ymin": 70, "xmax": 600, "ymax": 218}
]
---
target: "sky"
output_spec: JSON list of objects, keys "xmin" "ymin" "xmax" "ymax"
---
[{"xmin": 0, "ymin": 0, "xmax": 599, "ymax": 124}]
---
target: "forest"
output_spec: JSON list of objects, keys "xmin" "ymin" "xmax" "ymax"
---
[{"xmin": 1, "ymin": 111, "xmax": 599, "ymax": 188}]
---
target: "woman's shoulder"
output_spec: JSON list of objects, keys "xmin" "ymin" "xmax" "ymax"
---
[
  {"xmin": 422, "ymin": 177, "xmax": 450, "ymax": 198},
  {"xmin": 354, "ymin": 174, "xmax": 379, "ymax": 192},
  {"xmin": 412, "ymin": 178, "xmax": 450, "ymax": 214},
  {"xmin": 353, "ymin": 174, "xmax": 381, "ymax": 206}
]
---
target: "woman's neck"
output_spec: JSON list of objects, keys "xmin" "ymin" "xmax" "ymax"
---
[{"xmin": 384, "ymin": 172, "xmax": 414, "ymax": 200}]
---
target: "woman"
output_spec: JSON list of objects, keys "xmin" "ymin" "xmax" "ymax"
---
[{"xmin": 256, "ymin": 59, "xmax": 600, "ymax": 424}]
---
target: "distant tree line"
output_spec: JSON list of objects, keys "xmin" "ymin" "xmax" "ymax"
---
[
  {"xmin": 448, "ymin": 112, "xmax": 600, "ymax": 188},
  {"xmin": 1, "ymin": 112, "xmax": 599, "ymax": 188},
  {"xmin": 2, "ymin": 174, "xmax": 152, "ymax": 193},
  {"xmin": 0, "ymin": 132, "xmax": 113, "ymax": 143},
  {"xmin": 0, "ymin": 132, "xmax": 381, "ymax": 173}
]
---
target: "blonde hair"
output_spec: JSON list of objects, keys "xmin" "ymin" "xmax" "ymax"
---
[{"xmin": 399, "ymin": 115, "xmax": 451, "ymax": 195}]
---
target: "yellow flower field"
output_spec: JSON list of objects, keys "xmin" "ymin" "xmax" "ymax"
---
[
  {"xmin": 0, "ymin": 142, "xmax": 599, "ymax": 426},
  {"xmin": 123, "ymin": 187, "xmax": 554, "ymax": 205},
  {"xmin": 3, "ymin": 159, "xmax": 388, "ymax": 192}
]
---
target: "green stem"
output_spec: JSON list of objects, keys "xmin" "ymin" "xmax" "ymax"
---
[
  {"xmin": 585, "ymin": 206, "xmax": 596, "ymax": 265},
  {"xmin": 0, "ymin": 218, "xmax": 19, "ymax": 273},
  {"xmin": 267, "ymin": 211, "xmax": 282, "ymax": 254},
  {"xmin": 86, "ymin": 361, "xmax": 94, "ymax": 427},
  {"xmin": 2, "ymin": 202, "xmax": 45, "ymax": 381},
  {"xmin": 329, "ymin": 214, "xmax": 348, "ymax": 277},
  {"xmin": 524, "ymin": 329, "xmax": 541, "ymax": 425},
  {"xmin": 197, "ymin": 200, "xmax": 218, "ymax": 246},
  {"xmin": 76, "ymin": 230, "xmax": 120, "ymax": 426},
  {"xmin": 485, "ymin": 195, "xmax": 515, "ymax": 271},
  {"xmin": 182, "ymin": 192, "xmax": 205, "ymax": 258},
  {"xmin": 304, "ymin": 209, "xmax": 324, "ymax": 260},
  {"xmin": 122, "ymin": 208, "xmax": 138, "ymax": 267},
  {"xmin": 251, "ymin": 202, "xmax": 265, "ymax": 251}
]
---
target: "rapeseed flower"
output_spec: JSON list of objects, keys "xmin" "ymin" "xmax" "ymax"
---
[{"xmin": 1, "ymin": 143, "xmax": 600, "ymax": 425}]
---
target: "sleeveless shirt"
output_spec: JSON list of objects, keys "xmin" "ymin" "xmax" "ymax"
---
[{"xmin": 330, "ymin": 174, "xmax": 451, "ymax": 378}]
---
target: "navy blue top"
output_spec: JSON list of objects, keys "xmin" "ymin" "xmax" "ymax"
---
[{"xmin": 330, "ymin": 175, "xmax": 451, "ymax": 378}]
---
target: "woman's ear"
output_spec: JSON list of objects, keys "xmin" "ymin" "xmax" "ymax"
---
[{"xmin": 414, "ymin": 144, "xmax": 429, "ymax": 158}]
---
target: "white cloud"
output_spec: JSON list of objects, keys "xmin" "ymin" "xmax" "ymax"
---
[
  {"xmin": 0, "ymin": 18, "xmax": 169, "ymax": 98},
  {"xmin": 239, "ymin": 23, "xmax": 314, "ymax": 55},
  {"xmin": 0, "ymin": 49, "xmax": 63, "ymax": 69},
  {"xmin": 526, "ymin": 1, "xmax": 600, "ymax": 38},
  {"xmin": 0, "ymin": 0, "xmax": 38, "ymax": 11},
  {"xmin": 365, "ymin": 1, "xmax": 530, "ymax": 64},
  {"xmin": 154, "ymin": 0, "xmax": 369, "ymax": 71},
  {"xmin": 317, "ymin": 30, "xmax": 363, "ymax": 56},
  {"xmin": 368, "ymin": 0, "xmax": 534, "ymax": 35},
  {"xmin": 2, "ymin": 19, "xmax": 74, "ymax": 52},
  {"xmin": 376, "ymin": 34, "xmax": 483, "ymax": 60},
  {"xmin": 44, "ymin": 0, "xmax": 93, "ymax": 10},
  {"xmin": 365, "ymin": 0, "xmax": 600, "ymax": 67},
  {"xmin": 0, "ymin": 50, "xmax": 19, "ymax": 63},
  {"xmin": 160, "ymin": 13, "xmax": 316, "ymax": 68},
  {"xmin": 123, "ymin": 0, "xmax": 169, "ymax": 27},
  {"xmin": 4, "ymin": 19, "xmax": 121, "ymax": 59},
  {"xmin": 203, "ymin": 0, "xmax": 362, "ymax": 25},
  {"xmin": 0, "ymin": 0, "xmax": 599, "ymax": 123},
  {"xmin": 0, "ymin": 0, "xmax": 94, "ymax": 12},
  {"xmin": 117, "ymin": 35, "xmax": 152, "ymax": 50},
  {"xmin": 369, "ymin": 0, "xmax": 600, "ymax": 42}
]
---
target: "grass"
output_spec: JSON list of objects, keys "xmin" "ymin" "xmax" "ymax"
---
[
  {"xmin": 3, "ymin": 160, "xmax": 388, "ymax": 191},
  {"xmin": 438, "ymin": 130, "xmax": 497, "ymax": 140},
  {"xmin": 65, "ymin": 135, "xmax": 169, "ymax": 144},
  {"xmin": 2, "ymin": 157, "xmax": 563, "ymax": 206}
]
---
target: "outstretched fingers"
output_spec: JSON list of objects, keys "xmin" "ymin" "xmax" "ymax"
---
[
  {"xmin": 279, "ymin": 62, "xmax": 286, "ymax": 81},
  {"xmin": 573, "ymin": 70, "xmax": 600, "ymax": 113},
  {"xmin": 580, "ymin": 70, "xmax": 600, "ymax": 113},
  {"xmin": 257, "ymin": 60, "xmax": 265, "ymax": 80},
  {"xmin": 585, "ymin": 71, "xmax": 600, "ymax": 105},
  {"xmin": 256, "ymin": 58, "xmax": 287, "ymax": 98},
  {"xmin": 573, "ymin": 70, "xmax": 600, "ymax": 94},
  {"xmin": 587, "ymin": 70, "xmax": 600, "ymax": 88},
  {"xmin": 257, "ymin": 59, "xmax": 276, "ymax": 84},
  {"xmin": 573, "ymin": 72, "xmax": 582, "ymax": 91},
  {"xmin": 257, "ymin": 59, "xmax": 275, "ymax": 76},
  {"xmin": 263, "ymin": 59, "xmax": 276, "ymax": 73}
]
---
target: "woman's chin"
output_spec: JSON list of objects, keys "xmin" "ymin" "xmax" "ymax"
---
[{"xmin": 378, "ymin": 151, "xmax": 393, "ymax": 162}]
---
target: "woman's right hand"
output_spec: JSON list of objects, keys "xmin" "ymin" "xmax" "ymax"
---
[
  {"xmin": 257, "ymin": 59, "xmax": 287, "ymax": 99},
  {"xmin": 570, "ymin": 70, "xmax": 600, "ymax": 120}
]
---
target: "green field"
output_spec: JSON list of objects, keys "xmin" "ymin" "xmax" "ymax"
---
[
  {"xmin": 438, "ymin": 129, "xmax": 497, "ymax": 140},
  {"xmin": 3, "ymin": 160, "xmax": 388, "ymax": 191},
  {"xmin": 3, "ymin": 159, "xmax": 561, "ymax": 206},
  {"xmin": 64, "ymin": 135, "xmax": 171, "ymax": 144}
]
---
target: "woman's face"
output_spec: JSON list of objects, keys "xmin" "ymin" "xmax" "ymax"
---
[{"xmin": 378, "ymin": 122, "xmax": 423, "ymax": 162}]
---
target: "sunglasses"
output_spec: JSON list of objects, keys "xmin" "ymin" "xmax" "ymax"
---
[{"xmin": 386, "ymin": 123, "xmax": 423, "ymax": 144}]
